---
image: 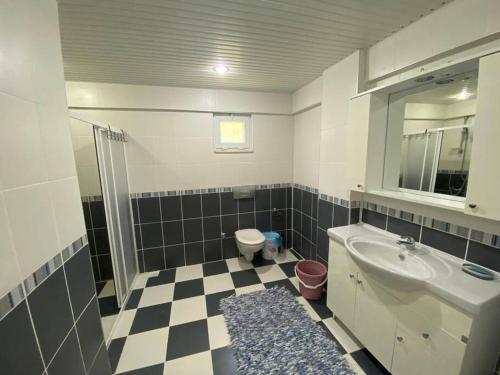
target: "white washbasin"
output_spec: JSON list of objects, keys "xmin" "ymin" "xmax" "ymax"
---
[{"xmin": 345, "ymin": 235, "xmax": 451, "ymax": 290}]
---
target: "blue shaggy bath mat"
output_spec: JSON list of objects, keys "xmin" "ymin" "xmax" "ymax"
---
[{"xmin": 220, "ymin": 287, "xmax": 354, "ymax": 375}]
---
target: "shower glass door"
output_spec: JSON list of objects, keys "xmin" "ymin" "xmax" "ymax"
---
[{"xmin": 94, "ymin": 126, "xmax": 137, "ymax": 306}]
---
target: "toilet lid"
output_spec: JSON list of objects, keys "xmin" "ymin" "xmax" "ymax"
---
[{"xmin": 235, "ymin": 229, "xmax": 265, "ymax": 245}]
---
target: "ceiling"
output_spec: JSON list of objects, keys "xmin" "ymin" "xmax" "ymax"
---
[
  {"xmin": 406, "ymin": 74, "xmax": 478, "ymax": 105},
  {"xmin": 58, "ymin": 0, "xmax": 449, "ymax": 93}
]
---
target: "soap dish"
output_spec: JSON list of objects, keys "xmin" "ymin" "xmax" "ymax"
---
[{"xmin": 462, "ymin": 263, "xmax": 495, "ymax": 280}]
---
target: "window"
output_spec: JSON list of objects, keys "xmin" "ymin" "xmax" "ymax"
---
[{"xmin": 213, "ymin": 114, "xmax": 253, "ymax": 153}]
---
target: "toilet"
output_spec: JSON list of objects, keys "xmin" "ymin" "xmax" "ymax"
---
[{"xmin": 235, "ymin": 229, "xmax": 266, "ymax": 261}]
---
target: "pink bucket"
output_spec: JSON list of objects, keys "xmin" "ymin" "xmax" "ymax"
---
[{"xmin": 295, "ymin": 260, "xmax": 328, "ymax": 300}]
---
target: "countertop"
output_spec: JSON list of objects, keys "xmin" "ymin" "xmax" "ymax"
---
[{"xmin": 327, "ymin": 223, "xmax": 500, "ymax": 315}]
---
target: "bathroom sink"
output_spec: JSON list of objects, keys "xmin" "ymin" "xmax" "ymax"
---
[{"xmin": 345, "ymin": 235, "xmax": 451, "ymax": 290}]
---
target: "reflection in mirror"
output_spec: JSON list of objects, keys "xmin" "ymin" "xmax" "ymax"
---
[
  {"xmin": 384, "ymin": 71, "xmax": 477, "ymax": 198},
  {"xmin": 69, "ymin": 118, "xmax": 119, "ymax": 339}
]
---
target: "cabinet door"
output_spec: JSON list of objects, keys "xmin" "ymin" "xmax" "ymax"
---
[
  {"xmin": 327, "ymin": 240, "xmax": 358, "ymax": 330},
  {"xmin": 354, "ymin": 273, "xmax": 398, "ymax": 370},
  {"xmin": 465, "ymin": 52, "xmax": 500, "ymax": 220},
  {"xmin": 347, "ymin": 95, "xmax": 371, "ymax": 192},
  {"xmin": 392, "ymin": 324, "xmax": 466, "ymax": 375}
]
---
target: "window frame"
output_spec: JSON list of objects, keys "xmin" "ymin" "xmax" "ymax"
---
[{"xmin": 213, "ymin": 114, "xmax": 253, "ymax": 153}]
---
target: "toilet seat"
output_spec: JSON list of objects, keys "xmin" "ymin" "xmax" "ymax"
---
[{"xmin": 235, "ymin": 229, "xmax": 265, "ymax": 245}]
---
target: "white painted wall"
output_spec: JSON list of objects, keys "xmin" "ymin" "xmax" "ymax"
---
[
  {"xmin": 367, "ymin": 0, "xmax": 500, "ymax": 81},
  {"xmin": 67, "ymin": 83, "xmax": 294, "ymax": 193},
  {"xmin": 0, "ymin": 0, "xmax": 85, "ymax": 298}
]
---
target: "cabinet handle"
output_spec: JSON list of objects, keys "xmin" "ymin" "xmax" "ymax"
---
[
  {"xmin": 349, "ymin": 274, "xmax": 355, "ymax": 279},
  {"xmin": 468, "ymin": 203, "xmax": 477, "ymax": 209},
  {"xmin": 356, "ymin": 184, "xmax": 363, "ymax": 189},
  {"xmin": 357, "ymin": 280, "xmax": 363, "ymax": 285},
  {"xmin": 422, "ymin": 333, "xmax": 429, "ymax": 339},
  {"xmin": 397, "ymin": 336, "xmax": 404, "ymax": 343}
]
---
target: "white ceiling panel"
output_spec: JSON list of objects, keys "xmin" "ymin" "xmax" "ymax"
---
[{"xmin": 58, "ymin": 0, "xmax": 449, "ymax": 92}]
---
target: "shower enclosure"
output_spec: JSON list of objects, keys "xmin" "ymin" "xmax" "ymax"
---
[
  {"xmin": 399, "ymin": 123, "xmax": 473, "ymax": 197},
  {"xmin": 70, "ymin": 114, "xmax": 137, "ymax": 339}
]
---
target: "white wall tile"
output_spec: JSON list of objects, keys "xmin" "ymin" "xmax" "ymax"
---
[
  {"xmin": 0, "ymin": 193, "xmax": 22, "ymax": 298},
  {"xmin": 293, "ymin": 107, "xmax": 321, "ymax": 188},
  {"xmin": 49, "ymin": 178, "xmax": 86, "ymax": 249},
  {"xmin": 0, "ymin": 92, "xmax": 47, "ymax": 190},
  {"xmin": 3, "ymin": 184, "xmax": 59, "ymax": 279},
  {"xmin": 38, "ymin": 106, "xmax": 77, "ymax": 181}
]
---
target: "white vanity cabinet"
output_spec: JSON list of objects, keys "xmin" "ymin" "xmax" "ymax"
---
[{"xmin": 326, "ymin": 239, "xmax": 484, "ymax": 375}]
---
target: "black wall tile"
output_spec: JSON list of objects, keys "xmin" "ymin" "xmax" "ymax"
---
[
  {"xmin": 285, "ymin": 230, "xmax": 292, "ymax": 249},
  {"xmin": 202, "ymin": 193, "xmax": 220, "ymax": 217},
  {"xmin": 83, "ymin": 202, "xmax": 92, "ymax": 229},
  {"xmin": 185, "ymin": 242, "xmax": 204, "ymax": 265},
  {"xmin": 76, "ymin": 298, "xmax": 105, "ymax": 371},
  {"xmin": 205, "ymin": 239, "xmax": 222, "ymax": 262},
  {"xmin": 387, "ymin": 217, "xmax": 421, "ymax": 240},
  {"xmin": 223, "ymin": 238, "xmax": 239, "ymax": 259},
  {"xmin": 88, "ymin": 342, "xmax": 112, "ymax": 375},
  {"xmin": 293, "ymin": 210, "xmax": 301, "ymax": 233},
  {"xmin": 47, "ymin": 329, "xmax": 86, "ymax": 375},
  {"xmin": 64, "ymin": 246, "xmax": 96, "ymax": 319},
  {"xmin": 140, "ymin": 223, "xmax": 163, "ymax": 248},
  {"xmin": 256, "ymin": 211, "xmax": 271, "ymax": 232},
  {"xmin": 138, "ymin": 197, "xmax": 161, "ymax": 223},
  {"xmin": 165, "ymin": 245, "xmax": 186, "ymax": 268},
  {"xmin": 143, "ymin": 247, "xmax": 166, "ymax": 271},
  {"xmin": 221, "ymin": 215, "xmax": 238, "ymax": 237},
  {"xmin": 255, "ymin": 189, "xmax": 270, "ymax": 211},
  {"xmin": 0, "ymin": 302, "xmax": 44, "ymax": 375},
  {"xmin": 312, "ymin": 194, "xmax": 318, "ymax": 219},
  {"xmin": 302, "ymin": 215, "xmax": 312, "ymax": 240},
  {"xmin": 286, "ymin": 187, "xmax": 292, "ymax": 208},
  {"xmin": 239, "ymin": 213, "xmax": 255, "ymax": 229},
  {"xmin": 350, "ymin": 207, "xmax": 360, "ymax": 224},
  {"xmin": 362, "ymin": 209, "xmax": 387, "ymax": 230},
  {"xmin": 333, "ymin": 204, "xmax": 349, "ymax": 228},
  {"xmin": 160, "ymin": 196, "xmax": 182, "ymax": 221},
  {"xmin": 137, "ymin": 251, "xmax": 145, "ymax": 273},
  {"xmin": 421, "ymin": 227, "xmax": 467, "ymax": 258},
  {"xmin": 98, "ymin": 255, "xmax": 114, "ymax": 280},
  {"xmin": 163, "ymin": 220, "xmax": 184, "ymax": 245},
  {"xmin": 90, "ymin": 201, "xmax": 107, "ymax": 228},
  {"xmin": 293, "ymin": 188, "xmax": 301, "ymax": 211},
  {"xmin": 27, "ymin": 267, "xmax": 73, "ymax": 363},
  {"xmin": 466, "ymin": 241, "xmax": 500, "ymax": 272},
  {"xmin": 271, "ymin": 188, "xmax": 286, "ymax": 209},
  {"xmin": 271, "ymin": 210, "xmax": 286, "ymax": 231},
  {"xmin": 318, "ymin": 200, "xmax": 333, "ymax": 230},
  {"xmin": 91, "ymin": 257, "xmax": 100, "ymax": 281},
  {"xmin": 317, "ymin": 228, "xmax": 329, "ymax": 261},
  {"xmin": 301, "ymin": 239, "xmax": 312, "ymax": 259},
  {"xmin": 220, "ymin": 192, "xmax": 237, "ymax": 215},
  {"xmin": 293, "ymin": 231, "xmax": 302, "ymax": 253},
  {"xmin": 131, "ymin": 199, "xmax": 139, "ymax": 224},
  {"xmin": 311, "ymin": 219, "xmax": 318, "ymax": 244},
  {"xmin": 302, "ymin": 191, "xmax": 312, "ymax": 216},
  {"xmin": 203, "ymin": 216, "xmax": 222, "ymax": 240},
  {"xmin": 182, "ymin": 194, "xmax": 202, "ymax": 219},
  {"xmin": 87, "ymin": 230, "xmax": 96, "ymax": 255},
  {"xmin": 134, "ymin": 225, "xmax": 142, "ymax": 249},
  {"xmin": 93, "ymin": 228, "xmax": 110, "ymax": 254},
  {"xmin": 238, "ymin": 198, "xmax": 255, "ymax": 213},
  {"xmin": 184, "ymin": 218, "xmax": 203, "ymax": 243}
]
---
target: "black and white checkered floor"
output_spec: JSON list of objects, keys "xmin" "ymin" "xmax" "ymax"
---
[{"xmin": 107, "ymin": 251, "xmax": 389, "ymax": 375}]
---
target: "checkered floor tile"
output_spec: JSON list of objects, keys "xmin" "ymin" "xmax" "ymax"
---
[{"xmin": 108, "ymin": 250, "xmax": 389, "ymax": 375}]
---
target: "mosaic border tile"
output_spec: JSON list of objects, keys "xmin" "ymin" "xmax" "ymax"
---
[
  {"xmin": 422, "ymin": 217, "xmax": 470, "ymax": 239},
  {"xmin": 470, "ymin": 230, "xmax": 500, "ymax": 249},
  {"xmin": 387, "ymin": 208, "xmax": 422, "ymax": 225},
  {"xmin": 81, "ymin": 195, "xmax": 104, "ymax": 202},
  {"xmin": 363, "ymin": 201, "xmax": 388, "ymax": 215},
  {"xmin": 0, "ymin": 233, "xmax": 88, "ymax": 322},
  {"xmin": 130, "ymin": 183, "xmax": 292, "ymax": 199}
]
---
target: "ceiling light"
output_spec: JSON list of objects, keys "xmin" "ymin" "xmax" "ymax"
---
[
  {"xmin": 457, "ymin": 88, "xmax": 472, "ymax": 100},
  {"xmin": 214, "ymin": 65, "xmax": 228, "ymax": 75}
]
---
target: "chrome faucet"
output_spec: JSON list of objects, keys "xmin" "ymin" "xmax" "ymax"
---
[{"xmin": 397, "ymin": 235, "xmax": 416, "ymax": 251}]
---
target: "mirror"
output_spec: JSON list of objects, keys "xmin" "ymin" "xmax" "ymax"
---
[{"xmin": 384, "ymin": 71, "xmax": 477, "ymax": 198}]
